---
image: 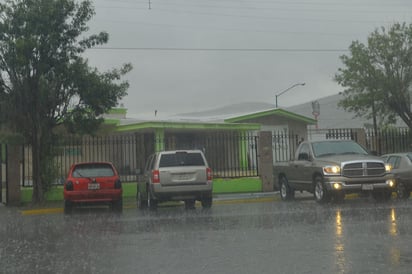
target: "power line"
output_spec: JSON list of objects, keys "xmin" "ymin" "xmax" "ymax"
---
[{"xmin": 91, "ymin": 47, "xmax": 348, "ymax": 52}]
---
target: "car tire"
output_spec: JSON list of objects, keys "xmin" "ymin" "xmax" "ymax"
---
[
  {"xmin": 314, "ymin": 176, "xmax": 331, "ymax": 204},
  {"xmin": 279, "ymin": 176, "xmax": 294, "ymax": 201},
  {"xmin": 372, "ymin": 189, "xmax": 392, "ymax": 202},
  {"xmin": 185, "ymin": 199, "xmax": 196, "ymax": 210},
  {"xmin": 147, "ymin": 190, "xmax": 158, "ymax": 210},
  {"xmin": 112, "ymin": 198, "xmax": 123, "ymax": 213},
  {"xmin": 201, "ymin": 197, "xmax": 213, "ymax": 209},
  {"xmin": 137, "ymin": 190, "xmax": 148, "ymax": 209},
  {"xmin": 64, "ymin": 200, "xmax": 73, "ymax": 215},
  {"xmin": 396, "ymin": 181, "xmax": 410, "ymax": 200}
]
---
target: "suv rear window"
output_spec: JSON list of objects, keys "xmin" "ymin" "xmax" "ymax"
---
[
  {"xmin": 159, "ymin": 152, "xmax": 205, "ymax": 167},
  {"xmin": 73, "ymin": 163, "xmax": 115, "ymax": 177}
]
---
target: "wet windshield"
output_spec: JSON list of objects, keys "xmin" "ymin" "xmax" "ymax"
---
[{"xmin": 312, "ymin": 141, "xmax": 369, "ymax": 157}]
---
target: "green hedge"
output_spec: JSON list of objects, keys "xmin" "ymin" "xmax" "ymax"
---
[{"xmin": 20, "ymin": 177, "xmax": 262, "ymax": 203}]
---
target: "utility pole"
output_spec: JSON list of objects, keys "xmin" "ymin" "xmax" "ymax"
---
[{"xmin": 148, "ymin": 0, "xmax": 151, "ymax": 10}]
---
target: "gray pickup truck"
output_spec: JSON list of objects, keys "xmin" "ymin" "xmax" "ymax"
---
[{"xmin": 273, "ymin": 140, "xmax": 395, "ymax": 203}]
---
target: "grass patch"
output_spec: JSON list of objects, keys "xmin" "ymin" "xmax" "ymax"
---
[
  {"xmin": 212, "ymin": 177, "xmax": 262, "ymax": 193},
  {"xmin": 20, "ymin": 177, "xmax": 262, "ymax": 203}
]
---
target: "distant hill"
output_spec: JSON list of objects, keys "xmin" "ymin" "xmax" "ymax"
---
[
  {"xmin": 285, "ymin": 93, "xmax": 362, "ymax": 129},
  {"xmin": 286, "ymin": 93, "xmax": 406, "ymax": 129},
  {"xmin": 177, "ymin": 94, "xmax": 406, "ymax": 129},
  {"xmin": 178, "ymin": 102, "xmax": 275, "ymax": 117}
]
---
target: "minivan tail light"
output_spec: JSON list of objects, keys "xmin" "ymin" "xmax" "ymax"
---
[
  {"xmin": 152, "ymin": 170, "xmax": 160, "ymax": 183},
  {"xmin": 206, "ymin": 167, "xmax": 212, "ymax": 181}
]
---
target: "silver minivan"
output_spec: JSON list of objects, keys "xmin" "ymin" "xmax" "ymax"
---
[{"xmin": 137, "ymin": 150, "xmax": 213, "ymax": 210}]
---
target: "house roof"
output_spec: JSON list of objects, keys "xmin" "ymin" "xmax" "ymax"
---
[
  {"xmin": 115, "ymin": 120, "xmax": 261, "ymax": 132},
  {"xmin": 105, "ymin": 103, "xmax": 315, "ymax": 133},
  {"xmin": 224, "ymin": 108, "xmax": 317, "ymax": 124}
]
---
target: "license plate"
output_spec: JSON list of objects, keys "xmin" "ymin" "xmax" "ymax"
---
[
  {"xmin": 179, "ymin": 174, "xmax": 191, "ymax": 180},
  {"xmin": 362, "ymin": 184, "xmax": 373, "ymax": 190},
  {"xmin": 88, "ymin": 183, "xmax": 100, "ymax": 190}
]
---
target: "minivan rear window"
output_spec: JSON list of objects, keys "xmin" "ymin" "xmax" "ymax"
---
[{"xmin": 159, "ymin": 152, "xmax": 205, "ymax": 167}]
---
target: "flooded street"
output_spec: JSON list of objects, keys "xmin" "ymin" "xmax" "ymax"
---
[{"xmin": 1, "ymin": 197, "xmax": 412, "ymax": 273}]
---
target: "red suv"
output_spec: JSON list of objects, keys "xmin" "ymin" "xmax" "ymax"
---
[{"xmin": 63, "ymin": 162, "xmax": 123, "ymax": 214}]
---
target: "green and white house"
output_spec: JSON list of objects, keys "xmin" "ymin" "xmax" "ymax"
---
[{"xmin": 103, "ymin": 106, "xmax": 316, "ymax": 170}]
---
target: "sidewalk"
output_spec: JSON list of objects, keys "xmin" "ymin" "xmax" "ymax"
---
[{"xmin": 213, "ymin": 191, "xmax": 279, "ymax": 201}]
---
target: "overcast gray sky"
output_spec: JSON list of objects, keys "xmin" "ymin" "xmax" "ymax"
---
[{"xmin": 84, "ymin": 0, "xmax": 412, "ymax": 117}]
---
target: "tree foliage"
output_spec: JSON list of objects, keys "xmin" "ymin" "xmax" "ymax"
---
[
  {"xmin": 0, "ymin": 0, "xmax": 132, "ymax": 202},
  {"xmin": 335, "ymin": 22, "xmax": 412, "ymax": 130}
]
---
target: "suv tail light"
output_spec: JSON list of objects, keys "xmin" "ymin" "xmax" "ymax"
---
[
  {"xmin": 206, "ymin": 167, "xmax": 212, "ymax": 181},
  {"xmin": 152, "ymin": 170, "xmax": 160, "ymax": 183}
]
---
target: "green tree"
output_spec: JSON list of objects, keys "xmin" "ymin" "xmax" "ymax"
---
[
  {"xmin": 335, "ymin": 22, "xmax": 412, "ymax": 132},
  {"xmin": 0, "ymin": 0, "xmax": 132, "ymax": 203}
]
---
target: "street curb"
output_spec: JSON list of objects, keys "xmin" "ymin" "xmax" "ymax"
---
[
  {"xmin": 21, "ymin": 207, "xmax": 63, "ymax": 216},
  {"xmin": 19, "ymin": 192, "xmax": 280, "ymax": 215},
  {"xmin": 213, "ymin": 191, "xmax": 278, "ymax": 201}
]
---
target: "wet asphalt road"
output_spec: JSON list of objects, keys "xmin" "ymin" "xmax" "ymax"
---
[{"xmin": 1, "ymin": 195, "xmax": 412, "ymax": 274}]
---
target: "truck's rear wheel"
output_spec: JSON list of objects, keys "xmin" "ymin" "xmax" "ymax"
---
[
  {"xmin": 314, "ymin": 176, "xmax": 331, "ymax": 203},
  {"xmin": 279, "ymin": 176, "xmax": 294, "ymax": 201}
]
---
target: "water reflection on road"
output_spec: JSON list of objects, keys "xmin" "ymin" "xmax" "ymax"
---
[
  {"xmin": 327, "ymin": 201, "xmax": 412, "ymax": 274},
  {"xmin": 1, "ymin": 198, "xmax": 412, "ymax": 273}
]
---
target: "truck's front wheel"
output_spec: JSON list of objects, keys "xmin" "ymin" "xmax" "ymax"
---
[
  {"xmin": 396, "ymin": 181, "xmax": 410, "ymax": 200},
  {"xmin": 314, "ymin": 176, "xmax": 331, "ymax": 203},
  {"xmin": 372, "ymin": 189, "xmax": 392, "ymax": 202},
  {"xmin": 279, "ymin": 176, "xmax": 294, "ymax": 201},
  {"xmin": 333, "ymin": 192, "xmax": 345, "ymax": 203}
]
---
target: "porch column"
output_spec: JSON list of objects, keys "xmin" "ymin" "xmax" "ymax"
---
[{"xmin": 154, "ymin": 128, "xmax": 165, "ymax": 152}]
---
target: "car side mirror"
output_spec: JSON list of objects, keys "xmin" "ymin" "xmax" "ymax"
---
[{"xmin": 298, "ymin": 152, "xmax": 310, "ymax": 161}]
